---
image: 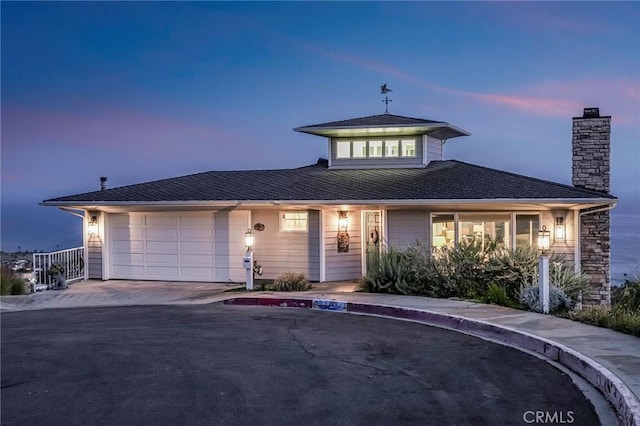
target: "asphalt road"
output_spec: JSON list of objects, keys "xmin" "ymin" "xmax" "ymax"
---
[{"xmin": 1, "ymin": 305, "xmax": 600, "ymax": 425}]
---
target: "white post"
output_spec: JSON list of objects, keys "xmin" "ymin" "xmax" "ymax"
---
[
  {"xmin": 243, "ymin": 250, "xmax": 254, "ymax": 291},
  {"xmin": 538, "ymin": 255, "xmax": 550, "ymax": 314}
]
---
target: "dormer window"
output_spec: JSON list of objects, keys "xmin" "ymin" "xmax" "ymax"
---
[{"xmin": 334, "ymin": 137, "xmax": 418, "ymax": 160}]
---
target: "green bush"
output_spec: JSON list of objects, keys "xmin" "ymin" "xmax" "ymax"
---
[
  {"xmin": 1, "ymin": 266, "xmax": 28, "ymax": 295},
  {"xmin": 361, "ymin": 246, "xmax": 418, "ymax": 294},
  {"xmin": 549, "ymin": 254, "xmax": 589, "ymax": 300},
  {"xmin": 270, "ymin": 272, "xmax": 311, "ymax": 292},
  {"xmin": 485, "ymin": 245, "xmax": 538, "ymax": 302},
  {"xmin": 361, "ymin": 240, "xmax": 583, "ymax": 307},
  {"xmin": 480, "ymin": 283, "xmax": 517, "ymax": 308},
  {"xmin": 613, "ymin": 276, "xmax": 640, "ymax": 312},
  {"xmin": 563, "ymin": 306, "xmax": 640, "ymax": 338}
]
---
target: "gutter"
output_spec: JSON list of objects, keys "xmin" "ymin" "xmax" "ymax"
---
[
  {"xmin": 58, "ymin": 206, "xmax": 86, "ymax": 219},
  {"xmin": 41, "ymin": 198, "xmax": 617, "ymax": 209}
]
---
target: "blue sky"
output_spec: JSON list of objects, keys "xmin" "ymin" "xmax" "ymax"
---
[{"xmin": 1, "ymin": 1, "xmax": 639, "ymax": 251}]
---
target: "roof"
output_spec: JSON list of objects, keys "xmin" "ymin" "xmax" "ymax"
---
[
  {"xmin": 294, "ymin": 113, "xmax": 470, "ymax": 139},
  {"xmin": 43, "ymin": 160, "xmax": 616, "ymax": 206}
]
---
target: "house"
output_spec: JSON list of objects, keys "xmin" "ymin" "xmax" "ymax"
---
[{"xmin": 42, "ymin": 107, "xmax": 616, "ymax": 304}]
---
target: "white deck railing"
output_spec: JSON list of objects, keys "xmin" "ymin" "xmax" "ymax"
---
[{"xmin": 33, "ymin": 247, "xmax": 85, "ymax": 290}]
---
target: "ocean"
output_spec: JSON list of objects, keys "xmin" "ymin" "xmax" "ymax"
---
[{"xmin": 611, "ymin": 213, "xmax": 640, "ymax": 285}]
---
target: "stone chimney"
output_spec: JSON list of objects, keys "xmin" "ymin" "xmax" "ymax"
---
[
  {"xmin": 572, "ymin": 107, "xmax": 612, "ymax": 305},
  {"xmin": 100, "ymin": 177, "xmax": 107, "ymax": 191}
]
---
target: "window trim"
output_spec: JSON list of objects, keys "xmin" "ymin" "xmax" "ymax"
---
[
  {"xmin": 429, "ymin": 212, "xmax": 542, "ymax": 252},
  {"xmin": 333, "ymin": 137, "xmax": 418, "ymax": 160},
  {"xmin": 280, "ymin": 211, "xmax": 309, "ymax": 233}
]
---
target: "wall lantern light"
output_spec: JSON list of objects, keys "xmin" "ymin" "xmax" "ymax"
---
[
  {"xmin": 87, "ymin": 215, "xmax": 99, "ymax": 236},
  {"xmin": 555, "ymin": 216, "xmax": 565, "ymax": 241},
  {"xmin": 537, "ymin": 225, "xmax": 550, "ymax": 254},
  {"xmin": 337, "ymin": 211, "xmax": 349, "ymax": 253},
  {"xmin": 338, "ymin": 211, "xmax": 349, "ymax": 232},
  {"xmin": 244, "ymin": 229, "xmax": 254, "ymax": 252}
]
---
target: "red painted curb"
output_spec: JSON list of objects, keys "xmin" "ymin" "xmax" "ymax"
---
[{"xmin": 224, "ymin": 297, "xmax": 312, "ymax": 309}]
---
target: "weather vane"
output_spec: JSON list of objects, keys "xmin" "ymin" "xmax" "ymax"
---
[{"xmin": 380, "ymin": 84, "xmax": 393, "ymax": 114}]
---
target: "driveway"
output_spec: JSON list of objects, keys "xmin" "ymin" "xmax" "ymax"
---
[
  {"xmin": 0, "ymin": 279, "xmax": 360, "ymax": 312},
  {"xmin": 1, "ymin": 304, "xmax": 600, "ymax": 425}
]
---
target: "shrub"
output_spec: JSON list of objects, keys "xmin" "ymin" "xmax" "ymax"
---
[
  {"xmin": 485, "ymin": 245, "xmax": 538, "ymax": 302},
  {"xmin": 412, "ymin": 240, "xmax": 491, "ymax": 299},
  {"xmin": 1, "ymin": 266, "xmax": 28, "ymax": 295},
  {"xmin": 480, "ymin": 283, "xmax": 517, "ymax": 308},
  {"xmin": 613, "ymin": 276, "xmax": 640, "ymax": 312},
  {"xmin": 270, "ymin": 272, "xmax": 311, "ymax": 292},
  {"xmin": 520, "ymin": 285, "xmax": 572, "ymax": 314},
  {"xmin": 361, "ymin": 246, "xmax": 417, "ymax": 294},
  {"xmin": 549, "ymin": 254, "xmax": 589, "ymax": 300},
  {"xmin": 563, "ymin": 306, "xmax": 640, "ymax": 338}
]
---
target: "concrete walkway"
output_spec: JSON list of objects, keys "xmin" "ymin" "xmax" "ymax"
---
[{"xmin": 1, "ymin": 279, "xmax": 639, "ymax": 425}]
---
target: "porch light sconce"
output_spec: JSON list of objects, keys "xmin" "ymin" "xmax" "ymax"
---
[
  {"xmin": 87, "ymin": 215, "xmax": 99, "ymax": 236},
  {"xmin": 555, "ymin": 216, "xmax": 565, "ymax": 241},
  {"xmin": 337, "ymin": 211, "xmax": 349, "ymax": 253},
  {"xmin": 537, "ymin": 225, "xmax": 550, "ymax": 254},
  {"xmin": 244, "ymin": 229, "xmax": 254, "ymax": 252},
  {"xmin": 338, "ymin": 211, "xmax": 349, "ymax": 232}
]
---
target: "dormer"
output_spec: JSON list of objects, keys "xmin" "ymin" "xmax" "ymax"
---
[{"xmin": 294, "ymin": 113, "xmax": 470, "ymax": 169}]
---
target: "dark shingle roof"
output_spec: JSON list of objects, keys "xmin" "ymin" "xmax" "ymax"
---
[
  {"xmin": 297, "ymin": 113, "xmax": 443, "ymax": 128},
  {"xmin": 294, "ymin": 113, "xmax": 470, "ymax": 139},
  {"xmin": 43, "ymin": 160, "xmax": 615, "ymax": 205}
]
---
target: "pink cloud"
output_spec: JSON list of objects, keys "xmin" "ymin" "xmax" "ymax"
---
[
  {"xmin": 1, "ymin": 104, "xmax": 239, "ymax": 153},
  {"xmin": 289, "ymin": 39, "xmax": 639, "ymax": 124}
]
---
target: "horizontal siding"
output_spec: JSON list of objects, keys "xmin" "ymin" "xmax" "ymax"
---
[
  {"xmin": 324, "ymin": 210, "xmax": 362, "ymax": 281},
  {"xmin": 252, "ymin": 210, "xmax": 320, "ymax": 281},
  {"xmin": 387, "ymin": 210, "xmax": 429, "ymax": 249},
  {"xmin": 541, "ymin": 210, "xmax": 576, "ymax": 267},
  {"xmin": 87, "ymin": 238, "xmax": 102, "ymax": 279},
  {"xmin": 426, "ymin": 136, "xmax": 443, "ymax": 163}
]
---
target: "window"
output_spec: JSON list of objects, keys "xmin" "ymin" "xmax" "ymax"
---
[
  {"xmin": 336, "ymin": 141, "xmax": 350, "ymax": 159},
  {"xmin": 334, "ymin": 138, "xmax": 418, "ymax": 160},
  {"xmin": 353, "ymin": 141, "xmax": 366, "ymax": 158},
  {"xmin": 432, "ymin": 214, "xmax": 455, "ymax": 248},
  {"xmin": 385, "ymin": 140, "xmax": 399, "ymax": 157},
  {"xmin": 402, "ymin": 139, "xmax": 416, "ymax": 157},
  {"xmin": 281, "ymin": 212, "xmax": 308, "ymax": 232},
  {"xmin": 369, "ymin": 140, "xmax": 383, "ymax": 157},
  {"xmin": 516, "ymin": 214, "xmax": 540, "ymax": 249},
  {"xmin": 458, "ymin": 213, "xmax": 511, "ymax": 250}
]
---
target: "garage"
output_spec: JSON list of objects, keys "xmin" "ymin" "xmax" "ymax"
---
[{"xmin": 108, "ymin": 211, "xmax": 249, "ymax": 282}]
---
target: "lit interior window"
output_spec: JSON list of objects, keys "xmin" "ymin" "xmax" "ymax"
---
[
  {"xmin": 336, "ymin": 141, "xmax": 350, "ymax": 159},
  {"xmin": 281, "ymin": 212, "xmax": 308, "ymax": 232},
  {"xmin": 401, "ymin": 139, "xmax": 416, "ymax": 157},
  {"xmin": 353, "ymin": 141, "xmax": 366, "ymax": 158},
  {"xmin": 385, "ymin": 140, "xmax": 399, "ymax": 157},
  {"xmin": 369, "ymin": 140, "xmax": 383, "ymax": 157}
]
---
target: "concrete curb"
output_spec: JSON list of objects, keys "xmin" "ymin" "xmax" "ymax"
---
[{"xmin": 224, "ymin": 296, "xmax": 640, "ymax": 426}]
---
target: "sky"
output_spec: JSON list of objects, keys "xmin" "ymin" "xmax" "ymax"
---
[{"xmin": 1, "ymin": 1, "xmax": 639, "ymax": 252}]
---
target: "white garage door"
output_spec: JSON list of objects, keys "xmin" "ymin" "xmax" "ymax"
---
[{"xmin": 109, "ymin": 211, "xmax": 249, "ymax": 282}]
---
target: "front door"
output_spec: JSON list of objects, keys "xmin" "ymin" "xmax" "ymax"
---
[{"xmin": 364, "ymin": 211, "xmax": 381, "ymax": 273}]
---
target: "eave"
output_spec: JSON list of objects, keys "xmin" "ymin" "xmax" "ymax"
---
[
  {"xmin": 42, "ymin": 198, "xmax": 617, "ymax": 213},
  {"xmin": 293, "ymin": 122, "xmax": 471, "ymax": 139}
]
